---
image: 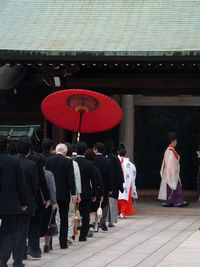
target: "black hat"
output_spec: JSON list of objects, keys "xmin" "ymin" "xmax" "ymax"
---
[{"xmin": 118, "ymin": 143, "xmax": 125, "ymax": 151}]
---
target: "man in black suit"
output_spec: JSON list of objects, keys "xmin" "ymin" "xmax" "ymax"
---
[
  {"xmin": 18, "ymin": 136, "xmax": 50, "ymax": 258},
  {"xmin": 104, "ymin": 140, "xmax": 124, "ymax": 227},
  {"xmin": 13, "ymin": 138, "xmax": 38, "ymax": 267},
  {"xmin": 0, "ymin": 135, "xmax": 28, "ymax": 267},
  {"xmin": 93, "ymin": 143, "xmax": 113, "ymax": 231},
  {"xmin": 46, "ymin": 143, "xmax": 76, "ymax": 249},
  {"xmin": 75, "ymin": 142, "xmax": 97, "ymax": 241}
]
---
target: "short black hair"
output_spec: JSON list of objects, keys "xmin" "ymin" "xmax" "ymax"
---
[
  {"xmin": 85, "ymin": 148, "xmax": 96, "ymax": 161},
  {"xmin": 41, "ymin": 138, "xmax": 52, "ymax": 152},
  {"xmin": 18, "ymin": 136, "xmax": 32, "ymax": 155},
  {"xmin": 8, "ymin": 141, "xmax": 18, "ymax": 155},
  {"xmin": 0, "ymin": 134, "xmax": 7, "ymax": 152},
  {"xmin": 75, "ymin": 141, "xmax": 87, "ymax": 155},
  {"xmin": 37, "ymin": 153, "xmax": 47, "ymax": 167},
  {"xmin": 65, "ymin": 142, "xmax": 73, "ymax": 157},
  {"xmin": 167, "ymin": 132, "xmax": 177, "ymax": 143},
  {"xmin": 104, "ymin": 139, "xmax": 113, "ymax": 154},
  {"xmin": 94, "ymin": 142, "xmax": 105, "ymax": 154}
]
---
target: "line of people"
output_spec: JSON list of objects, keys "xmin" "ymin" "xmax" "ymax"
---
[{"xmin": 0, "ymin": 135, "xmax": 138, "ymax": 267}]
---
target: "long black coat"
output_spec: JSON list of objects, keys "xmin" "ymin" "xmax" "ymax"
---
[
  {"xmin": 93, "ymin": 154, "xmax": 113, "ymax": 197},
  {"xmin": 107, "ymin": 154, "xmax": 124, "ymax": 199},
  {"xmin": 18, "ymin": 154, "xmax": 38, "ymax": 214},
  {"xmin": 75, "ymin": 156, "xmax": 97, "ymax": 200},
  {"xmin": 28, "ymin": 153, "xmax": 50, "ymax": 207},
  {"xmin": 46, "ymin": 154, "xmax": 76, "ymax": 202},
  {"xmin": 0, "ymin": 152, "xmax": 28, "ymax": 215},
  {"xmin": 93, "ymin": 164, "xmax": 104, "ymax": 198}
]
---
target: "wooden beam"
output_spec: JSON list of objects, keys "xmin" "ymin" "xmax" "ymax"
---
[
  {"xmin": 65, "ymin": 73, "xmax": 200, "ymax": 90},
  {"xmin": 134, "ymin": 95, "xmax": 200, "ymax": 106}
]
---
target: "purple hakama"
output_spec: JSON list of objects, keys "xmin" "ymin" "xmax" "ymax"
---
[{"xmin": 162, "ymin": 181, "xmax": 184, "ymax": 204}]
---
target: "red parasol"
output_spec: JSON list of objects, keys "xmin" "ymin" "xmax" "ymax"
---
[{"xmin": 41, "ymin": 89, "xmax": 122, "ymax": 137}]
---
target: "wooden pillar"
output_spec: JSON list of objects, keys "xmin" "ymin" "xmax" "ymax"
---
[{"xmin": 119, "ymin": 95, "xmax": 134, "ymax": 161}]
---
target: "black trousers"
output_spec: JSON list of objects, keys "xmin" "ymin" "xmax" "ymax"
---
[
  {"xmin": 79, "ymin": 199, "xmax": 91, "ymax": 238},
  {"xmin": 28, "ymin": 208, "xmax": 42, "ymax": 251},
  {"xmin": 0, "ymin": 215, "xmax": 16, "ymax": 264},
  {"xmin": 13, "ymin": 214, "xmax": 31, "ymax": 265},
  {"xmin": 57, "ymin": 199, "xmax": 69, "ymax": 248},
  {"xmin": 0, "ymin": 214, "xmax": 31, "ymax": 265}
]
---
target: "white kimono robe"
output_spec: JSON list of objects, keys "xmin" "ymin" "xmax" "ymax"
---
[
  {"xmin": 118, "ymin": 156, "xmax": 138, "ymax": 200},
  {"xmin": 158, "ymin": 146, "xmax": 181, "ymax": 201}
]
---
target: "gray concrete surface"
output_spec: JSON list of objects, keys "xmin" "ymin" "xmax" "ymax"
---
[{"xmin": 6, "ymin": 201, "xmax": 200, "ymax": 267}]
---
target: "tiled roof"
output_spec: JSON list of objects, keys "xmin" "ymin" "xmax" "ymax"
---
[
  {"xmin": 0, "ymin": 125, "xmax": 40, "ymax": 141},
  {"xmin": 0, "ymin": 0, "xmax": 200, "ymax": 56}
]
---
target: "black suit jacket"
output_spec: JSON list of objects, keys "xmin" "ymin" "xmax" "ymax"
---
[
  {"xmin": 93, "ymin": 164, "xmax": 104, "ymax": 198},
  {"xmin": 107, "ymin": 154, "xmax": 124, "ymax": 199},
  {"xmin": 93, "ymin": 154, "xmax": 113, "ymax": 197},
  {"xmin": 42, "ymin": 151, "xmax": 53, "ymax": 158},
  {"xmin": 0, "ymin": 152, "xmax": 28, "ymax": 215},
  {"xmin": 75, "ymin": 156, "xmax": 97, "ymax": 200},
  {"xmin": 28, "ymin": 153, "xmax": 50, "ymax": 207},
  {"xmin": 46, "ymin": 154, "xmax": 76, "ymax": 201},
  {"xmin": 18, "ymin": 154, "xmax": 38, "ymax": 214}
]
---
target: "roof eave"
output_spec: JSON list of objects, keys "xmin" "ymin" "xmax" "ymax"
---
[{"xmin": 1, "ymin": 49, "xmax": 200, "ymax": 63}]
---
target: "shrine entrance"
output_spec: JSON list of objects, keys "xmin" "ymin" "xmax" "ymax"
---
[{"xmin": 134, "ymin": 97, "xmax": 200, "ymax": 191}]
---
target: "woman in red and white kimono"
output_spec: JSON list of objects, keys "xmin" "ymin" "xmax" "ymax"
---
[{"xmin": 118, "ymin": 149, "xmax": 138, "ymax": 218}]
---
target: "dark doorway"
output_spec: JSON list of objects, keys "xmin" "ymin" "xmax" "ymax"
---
[{"xmin": 134, "ymin": 106, "xmax": 200, "ymax": 190}]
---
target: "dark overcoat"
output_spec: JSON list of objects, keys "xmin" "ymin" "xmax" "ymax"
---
[
  {"xmin": 0, "ymin": 152, "xmax": 28, "ymax": 215},
  {"xmin": 46, "ymin": 154, "xmax": 76, "ymax": 201}
]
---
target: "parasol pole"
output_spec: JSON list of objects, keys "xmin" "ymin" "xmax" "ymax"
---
[{"xmin": 77, "ymin": 112, "xmax": 83, "ymax": 142}]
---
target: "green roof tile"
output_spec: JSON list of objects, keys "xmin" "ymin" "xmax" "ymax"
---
[{"xmin": 0, "ymin": 0, "xmax": 200, "ymax": 56}]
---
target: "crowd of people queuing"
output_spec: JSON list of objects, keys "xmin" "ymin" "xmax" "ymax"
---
[{"xmin": 0, "ymin": 135, "xmax": 137, "ymax": 267}]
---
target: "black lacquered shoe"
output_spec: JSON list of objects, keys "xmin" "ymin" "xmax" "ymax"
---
[
  {"xmin": 27, "ymin": 247, "xmax": 41, "ymax": 258},
  {"xmin": 79, "ymin": 236, "xmax": 87, "ymax": 242},
  {"xmin": 101, "ymin": 224, "xmax": 108, "ymax": 231},
  {"xmin": 44, "ymin": 245, "xmax": 50, "ymax": 253},
  {"xmin": 177, "ymin": 202, "xmax": 189, "ymax": 207}
]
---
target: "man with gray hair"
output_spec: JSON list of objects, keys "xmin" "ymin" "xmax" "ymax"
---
[{"xmin": 46, "ymin": 143, "xmax": 76, "ymax": 249}]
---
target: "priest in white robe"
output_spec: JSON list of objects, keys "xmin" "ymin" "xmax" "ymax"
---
[{"xmin": 158, "ymin": 132, "xmax": 189, "ymax": 207}]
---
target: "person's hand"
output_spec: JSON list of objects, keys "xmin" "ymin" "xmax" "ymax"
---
[
  {"xmin": 72, "ymin": 196, "xmax": 76, "ymax": 204},
  {"xmin": 92, "ymin": 196, "xmax": 96, "ymax": 202},
  {"xmin": 77, "ymin": 194, "xmax": 81, "ymax": 203},
  {"xmin": 197, "ymin": 151, "xmax": 200, "ymax": 157},
  {"xmin": 21, "ymin": 206, "xmax": 27, "ymax": 212},
  {"xmin": 45, "ymin": 200, "xmax": 50, "ymax": 209},
  {"xmin": 52, "ymin": 204, "xmax": 57, "ymax": 211},
  {"xmin": 100, "ymin": 196, "xmax": 104, "ymax": 203},
  {"xmin": 108, "ymin": 191, "xmax": 112, "ymax": 196}
]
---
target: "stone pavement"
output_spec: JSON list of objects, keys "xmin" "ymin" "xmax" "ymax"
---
[{"xmin": 6, "ymin": 201, "xmax": 200, "ymax": 266}]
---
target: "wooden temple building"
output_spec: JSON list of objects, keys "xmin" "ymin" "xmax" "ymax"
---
[{"xmin": 0, "ymin": 0, "xmax": 200, "ymax": 190}]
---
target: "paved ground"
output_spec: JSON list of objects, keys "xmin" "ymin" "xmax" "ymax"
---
[{"xmin": 6, "ymin": 200, "xmax": 200, "ymax": 267}]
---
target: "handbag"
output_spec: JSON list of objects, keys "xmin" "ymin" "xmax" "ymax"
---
[
  {"xmin": 97, "ymin": 202, "xmax": 102, "ymax": 219},
  {"xmin": 47, "ymin": 210, "xmax": 58, "ymax": 236}
]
